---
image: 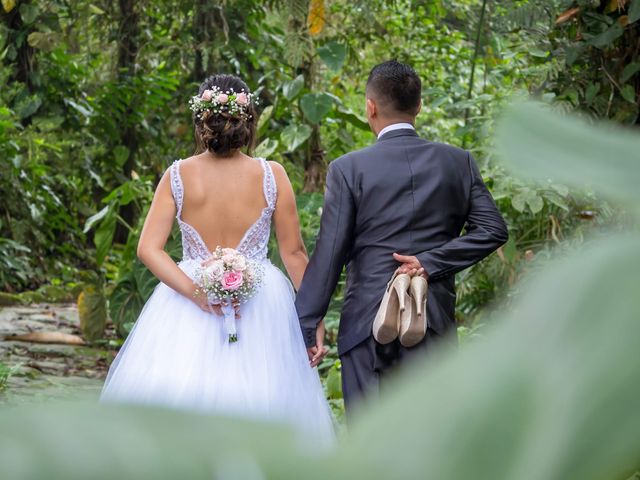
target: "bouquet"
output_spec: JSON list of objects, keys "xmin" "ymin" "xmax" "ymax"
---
[{"xmin": 194, "ymin": 247, "xmax": 264, "ymax": 343}]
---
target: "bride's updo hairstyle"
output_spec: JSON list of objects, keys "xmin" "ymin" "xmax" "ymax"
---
[{"xmin": 191, "ymin": 74, "xmax": 257, "ymax": 157}]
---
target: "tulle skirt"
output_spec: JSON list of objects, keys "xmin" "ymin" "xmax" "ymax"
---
[{"xmin": 100, "ymin": 258, "xmax": 334, "ymax": 445}]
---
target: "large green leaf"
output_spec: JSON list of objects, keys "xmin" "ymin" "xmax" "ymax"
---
[
  {"xmin": 0, "ymin": 402, "xmax": 339, "ymax": 480},
  {"xmin": 77, "ymin": 284, "xmax": 107, "ymax": 342},
  {"xmin": 300, "ymin": 93, "xmax": 333, "ymax": 124},
  {"xmin": 18, "ymin": 2, "xmax": 38, "ymax": 23},
  {"xmin": 257, "ymin": 105, "xmax": 274, "ymax": 136},
  {"xmin": 629, "ymin": 0, "xmax": 640, "ymax": 23},
  {"xmin": 621, "ymin": 62, "xmax": 640, "ymax": 83},
  {"xmin": 334, "ymin": 106, "xmax": 370, "ymax": 131},
  {"xmin": 109, "ymin": 261, "xmax": 158, "ymax": 337},
  {"xmin": 496, "ymin": 101, "xmax": 640, "ymax": 206},
  {"xmin": 254, "ymin": 138, "xmax": 279, "ymax": 158},
  {"xmin": 317, "ymin": 42, "xmax": 347, "ymax": 71},
  {"xmin": 280, "ymin": 123, "xmax": 312, "ymax": 152},
  {"xmin": 344, "ymin": 234, "xmax": 640, "ymax": 480},
  {"xmin": 588, "ymin": 22, "xmax": 624, "ymax": 49},
  {"xmin": 94, "ymin": 206, "xmax": 117, "ymax": 267},
  {"xmin": 83, "ymin": 205, "xmax": 110, "ymax": 234},
  {"xmin": 282, "ymin": 75, "xmax": 305, "ymax": 100}
]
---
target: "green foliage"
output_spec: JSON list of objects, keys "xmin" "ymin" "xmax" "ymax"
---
[
  {"xmin": 0, "ymin": 361, "xmax": 19, "ymax": 392},
  {"xmin": 77, "ymin": 283, "xmax": 107, "ymax": 343},
  {"xmin": 108, "ymin": 260, "xmax": 159, "ymax": 337},
  {"xmin": 1, "ymin": 104, "xmax": 639, "ymax": 479}
]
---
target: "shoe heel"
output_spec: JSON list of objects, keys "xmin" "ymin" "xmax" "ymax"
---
[
  {"xmin": 400, "ymin": 276, "xmax": 428, "ymax": 348},
  {"xmin": 392, "ymin": 274, "xmax": 411, "ymax": 312},
  {"xmin": 410, "ymin": 276, "xmax": 427, "ymax": 317}
]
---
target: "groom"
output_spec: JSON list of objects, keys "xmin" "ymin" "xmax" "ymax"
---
[{"xmin": 295, "ymin": 60, "xmax": 508, "ymax": 414}]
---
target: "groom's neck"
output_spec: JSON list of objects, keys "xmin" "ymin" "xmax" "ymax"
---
[{"xmin": 374, "ymin": 116, "xmax": 416, "ymax": 136}]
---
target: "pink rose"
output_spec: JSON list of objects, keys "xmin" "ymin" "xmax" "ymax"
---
[
  {"xmin": 235, "ymin": 92, "xmax": 248, "ymax": 106},
  {"xmin": 222, "ymin": 271, "xmax": 243, "ymax": 291},
  {"xmin": 217, "ymin": 93, "xmax": 229, "ymax": 104},
  {"xmin": 201, "ymin": 90, "xmax": 214, "ymax": 101}
]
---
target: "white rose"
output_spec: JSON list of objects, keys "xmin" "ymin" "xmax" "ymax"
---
[
  {"xmin": 205, "ymin": 260, "xmax": 225, "ymax": 281},
  {"xmin": 222, "ymin": 254, "xmax": 237, "ymax": 266},
  {"xmin": 232, "ymin": 256, "xmax": 247, "ymax": 271}
]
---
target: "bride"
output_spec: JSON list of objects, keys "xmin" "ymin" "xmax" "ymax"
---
[{"xmin": 100, "ymin": 73, "xmax": 334, "ymax": 442}]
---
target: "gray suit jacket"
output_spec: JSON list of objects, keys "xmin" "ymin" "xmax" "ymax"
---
[{"xmin": 295, "ymin": 128, "xmax": 508, "ymax": 355}]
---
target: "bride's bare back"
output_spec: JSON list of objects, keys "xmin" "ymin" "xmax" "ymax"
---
[
  {"xmin": 136, "ymin": 150, "xmax": 309, "ymax": 306},
  {"xmin": 178, "ymin": 153, "xmax": 268, "ymax": 251}
]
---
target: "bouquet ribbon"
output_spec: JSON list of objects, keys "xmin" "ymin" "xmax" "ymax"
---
[{"xmin": 221, "ymin": 302, "xmax": 238, "ymax": 343}]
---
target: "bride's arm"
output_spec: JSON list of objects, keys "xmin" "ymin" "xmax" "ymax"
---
[
  {"xmin": 136, "ymin": 170, "xmax": 207, "ymax": 309},
  {"xmin": 270, "ymin": 161, "xmax": 308, "ymax": 290}
]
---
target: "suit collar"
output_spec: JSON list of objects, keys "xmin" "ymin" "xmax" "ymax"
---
[{"xmin": 376, "ymin": 128, "xmax": 420, "ymax": 142}]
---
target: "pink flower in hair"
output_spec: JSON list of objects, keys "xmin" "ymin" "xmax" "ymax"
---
[
  {"xmin": 235, "ymin": 92, "xmax": 248, "ymax": 106},
  {"xmin": 217, "ymin": 93, "xmax": 229, "ymax": 104},
  {"xmin": 201, "ymin": 90, "xmax": 214, "ymax": 101}
]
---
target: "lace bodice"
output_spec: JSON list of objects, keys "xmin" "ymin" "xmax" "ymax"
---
[{"xmin": 169, "ymin": 157, "xmax": 277, "ymax": 262}]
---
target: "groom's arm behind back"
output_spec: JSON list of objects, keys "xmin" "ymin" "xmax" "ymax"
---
[
  {"xmin": 417, "ymin": 150, "xmax": 508, "ymax": 281},
  {"xmin": 295, "ymin": 160, "xmax": 356, "ymax": 348}
]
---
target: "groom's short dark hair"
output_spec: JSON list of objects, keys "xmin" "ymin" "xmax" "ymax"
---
[{"xmin": 366, "ymin": 60, "xmax": 421, "ymax": 116}]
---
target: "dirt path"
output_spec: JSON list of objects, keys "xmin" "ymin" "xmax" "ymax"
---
[{"xmin": 0, "ymin": 304, "xmax": 116, "ymax": 404}]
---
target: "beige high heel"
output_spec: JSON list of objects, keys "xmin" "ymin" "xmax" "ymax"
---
[
  {"xmin": 399, "ymin": 275, "xmax": 428, "ymax": 347},
  {"xmin": 372, "ymin": 273, "xmax": 411, "ymax": 344}
]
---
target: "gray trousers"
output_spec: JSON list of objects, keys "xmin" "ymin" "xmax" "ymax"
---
[{"xmin": 340, "ymin": 327, "xmax": 457, "ymax": 418}]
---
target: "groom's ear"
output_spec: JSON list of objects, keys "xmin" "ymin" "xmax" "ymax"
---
[{"xmin": 366, "ymin": 98, "xmax": 376, "ymax": 118}]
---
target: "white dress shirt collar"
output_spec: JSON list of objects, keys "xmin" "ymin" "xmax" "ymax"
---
[{"xmin": 377, "ymin": 122, "xmax": 415, "ymax": 139}]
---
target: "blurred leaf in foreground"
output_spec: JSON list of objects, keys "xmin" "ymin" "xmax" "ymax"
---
[{"xmin": 496, "ymin": 101, "xmax": 640, "ymax": 208}]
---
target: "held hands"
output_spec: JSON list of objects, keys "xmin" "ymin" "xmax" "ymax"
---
[
  {"xmin": 307, "ymin": 320, "xmax": 329, "ymax": 368},
  {"xmin": 393, "ymin": 253, "xmax": 428, "ymax": 278}
]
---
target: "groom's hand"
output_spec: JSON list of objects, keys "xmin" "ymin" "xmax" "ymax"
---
[
  {"xmin": 307, "ymin": 321, "xmax": 329, "ymax": 368},
  {"xmin": 393, "ymin": 253, "xmax": 428, "ymax": 278}
]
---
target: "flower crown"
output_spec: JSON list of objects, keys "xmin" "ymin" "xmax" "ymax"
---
[{"xmin": 189, "ymin": 86, "xmax": 257, "ymax": 121}]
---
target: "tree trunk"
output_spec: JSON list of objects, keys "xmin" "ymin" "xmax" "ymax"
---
[
  {"xmin": 2, "ymin": 1, "xmax": 38, "ymax": 125},
  {"xmin": 115, "ymin": 0, "xmax": 140, "ymax": 243}
]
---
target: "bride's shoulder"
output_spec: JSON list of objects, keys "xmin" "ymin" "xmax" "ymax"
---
[{"xmin": 262, "ymin": 159, "xmax": 290, "ymax": 184}]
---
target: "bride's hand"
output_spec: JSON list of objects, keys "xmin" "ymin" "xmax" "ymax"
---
[
  {"xmin": 210, "ymin": 300, "xmax": 242, "ymax": 319},
  {"xmin": 190, "ymin": 286, "xmax": 241, "ymax": 318},
  {"xmin": 191, "ymin": 286, "xmax": 214, "ymax": 313}
]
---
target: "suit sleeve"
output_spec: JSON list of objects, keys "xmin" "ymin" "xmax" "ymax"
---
[
  {"xmin": 416, "ymin": 152, "xmax": 508, "ymax": 281},
  {"xmin": 295, "ymin": 162, "xmax": 355, "ymax": 348}
]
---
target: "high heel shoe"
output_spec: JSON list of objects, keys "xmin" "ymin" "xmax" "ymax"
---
[
  {"xmin": 372, "ymin": 273, "xmax": 411, "ymax": 344},
  {"xmin": 399, "ymin": 275, "xmax": 428, "ymax": 347}
]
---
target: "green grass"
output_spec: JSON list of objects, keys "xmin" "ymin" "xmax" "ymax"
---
[{"xmin": 0, "ymin": 361, "xmax": 20, "ymax": 392}]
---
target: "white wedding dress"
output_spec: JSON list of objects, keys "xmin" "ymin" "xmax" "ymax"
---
[{"xmin": 100, "ymin": 158, "xmax": 334, "ymax": 444}]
